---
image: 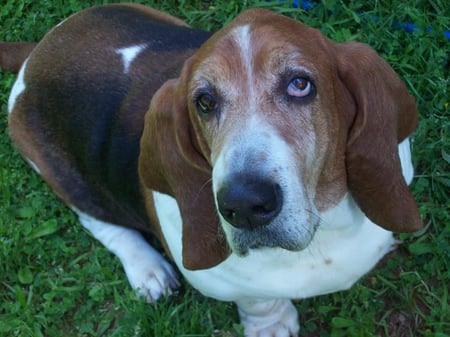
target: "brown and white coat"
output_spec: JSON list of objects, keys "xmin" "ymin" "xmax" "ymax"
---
[{"xmin": 3, "ymin": 4, "xmax": 422, "ymax": 337}]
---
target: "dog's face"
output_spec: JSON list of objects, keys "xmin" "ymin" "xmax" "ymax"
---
[
  {"xmin": 188, "ymin": 20, "xmax": 345, "ymax": 255},
  {"xmin": 139, "ymin": 9, "xmax": 422, "ymax": 269}
]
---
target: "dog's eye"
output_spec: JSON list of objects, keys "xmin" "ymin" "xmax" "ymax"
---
[
  {"xmin": 196, "ymin": 93, "xmax": 216, "ymax": 116},
  {"xmin": 287, "ymin": 77, "xmax": 312, "ymax": 98}
]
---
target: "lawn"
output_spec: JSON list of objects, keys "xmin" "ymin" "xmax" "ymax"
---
[{"xmin": 0, "ymin": 0, "xmax": 449, "ymax": 336}]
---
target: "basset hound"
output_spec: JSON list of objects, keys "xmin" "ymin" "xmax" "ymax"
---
[{"xmin": 3, "ymin": 4, "xmax": 423, "ymax": 336}]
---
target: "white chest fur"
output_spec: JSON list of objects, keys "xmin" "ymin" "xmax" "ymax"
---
[
  {"xmin": 153, "ymin": 191, "xmax": 394, "ymax": 301},
  {"xmin": 154, "ymin": 139, "xmax": 413, "ymax": 301}
]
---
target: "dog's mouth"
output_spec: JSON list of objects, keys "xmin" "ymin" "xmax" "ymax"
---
[
  {"xmin": 215, "ymin": 175, "xmax": 318, "ymax": 256},
  {"xmin": 228, "ymin": 221, "xmax": 318, "ymax": 256}
]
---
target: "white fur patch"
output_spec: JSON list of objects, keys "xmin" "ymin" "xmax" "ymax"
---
[
  {"xmin": 232, "ymin": 25, "xmax": 253, "ymax": 85},
  {"xmin": 153, "ymin": 191, "xmax": 394, "ymax": 301},
  {"xmin": 25, "ymin": 157, "xmax": 41, "ymax": 174},
  {"xmin": 153, "ymin": 140, "xmax": 413, "ymax": 302},
  {"xmin": 146, "ymin": 138, "xmax": 413, "ymax": 334},
  {"xmin": 8, "ymin": 58, "xmax": 28, "ymax": 113},
  {"xmin": 398, "ymin": 138, "xmax": 414, "ymax": 184},
  {"xmin": 236, "ymin": 298, "xmax": 299, "ymax": 337},
  {"xmin": 115, "ymin": 44, "xmax": 147, "ymax": 73},
  {"xmin": 72, "ymin": 207, "xmax": 179, "ymax": 301},
  {"xmin": 153, "ymin": 189, "xmax": 393, "ymax": 334}
]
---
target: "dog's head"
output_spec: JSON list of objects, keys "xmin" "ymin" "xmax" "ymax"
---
[{"xmin": 139, "ymin": 9, "xmax": 422, "ymax": 270}]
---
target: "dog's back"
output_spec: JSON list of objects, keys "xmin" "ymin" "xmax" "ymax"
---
[
  {"xmin": 5, "ymin": 4, "xmax": 211, "ymax": 231},
  {"xmin": 0, "ymin": 42, "xmax": 37, "ymax": 72}
]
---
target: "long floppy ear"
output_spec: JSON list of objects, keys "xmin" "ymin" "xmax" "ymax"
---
[
  {"xmin": 139, "ymin": 72, "xmax": 230, "ymax": 270},
  {"xmin": 336, "ymin": 41, "xmax": 423, "ymax": 232}
]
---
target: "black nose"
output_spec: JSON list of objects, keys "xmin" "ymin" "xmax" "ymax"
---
[{"xmin": 217, "ymin": 177, "xmax": 283, "ymax": 230}]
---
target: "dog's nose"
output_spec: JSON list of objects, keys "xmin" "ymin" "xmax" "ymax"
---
[{"xmin": 217, "ymin": 177, "xmax": 283, "ymax": 229}]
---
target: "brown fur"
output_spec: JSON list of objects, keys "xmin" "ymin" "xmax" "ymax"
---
[
  {"xmin": 5, "ymin": 6, "xmax": 422, "ymax": 271},
  {"xmin": 139, "ymin": 9, "xmax": 422, "ymax": 268},
  {"xmin": 0, "ymin": 42, "xmax": 37, "ymax": 72}
]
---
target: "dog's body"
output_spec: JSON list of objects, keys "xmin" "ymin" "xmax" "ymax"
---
[{"xmin": 3, "ymin": 4, "xmax": 422, "ymax": 336}]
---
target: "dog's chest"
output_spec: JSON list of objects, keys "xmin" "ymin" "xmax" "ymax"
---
[{"xmin": 152, "ymin": 192, "xmax": 394, "ymax": 301}]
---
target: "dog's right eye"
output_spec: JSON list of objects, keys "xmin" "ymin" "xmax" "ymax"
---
[
  {"xmin": 287, "ymin": 77, "xmax": 311, "ymax": 97},
  {"xmin": 196, "ymin": 93, "xmax": 216, "ymax": 117}
]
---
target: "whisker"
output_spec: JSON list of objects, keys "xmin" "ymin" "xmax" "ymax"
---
[
  {"xmin": 193, "ymin": 177, "xmax": 214, "ymax": 203},
  {"xmin": 306, "ymin": 208, "xmax": 328, "ymax": 228},
  {"xmin": 304, "ymin": 208, "xmax": 327, "ymax": 259}
]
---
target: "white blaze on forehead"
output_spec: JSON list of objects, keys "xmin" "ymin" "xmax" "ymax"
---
[
  {"xmin": 231, "ymin": 24, "xmax": 253, "ymax": 72},
  {"xmin": 8, "ymin": 58, "xmax": 28, "ymax": 114},
  {"xmin": 230, "ymin": 24, "xmax": 254, "ymax": 90},
  {"xmin": 115, "ymin": 44, "xmax": 147, "ymax": 73}
]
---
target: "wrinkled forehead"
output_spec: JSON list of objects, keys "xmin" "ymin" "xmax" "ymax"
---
[{"xmin": 190, "ymin": 15, "xmax": 330, "ymax": 89}]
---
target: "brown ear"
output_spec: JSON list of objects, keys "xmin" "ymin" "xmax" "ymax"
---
[
  {"xmin": 139, "ymin": 75, "xmax": 230, "ymax": 270},
  {"xmin": 336, "ymin": 41, "xmax": 423, "ymax": 232}
]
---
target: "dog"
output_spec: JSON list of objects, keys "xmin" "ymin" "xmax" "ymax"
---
[{"xmin": 2, "ymin": 4, "xmax": 423, "ymax": 336}]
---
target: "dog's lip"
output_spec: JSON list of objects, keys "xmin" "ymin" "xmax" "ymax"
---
[
  {"xmin": 227, "ymin": 219, "xmax": 319, "ymax": 257},
  {"xmin": 233, "ymin": 239, "xmax": 312, "ymax": 257}
]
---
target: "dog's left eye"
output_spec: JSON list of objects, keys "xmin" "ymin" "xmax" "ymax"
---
[
  {"xmin": 195, "ymin": 93, "xmax": 217, "ymax": 118},
  {"xmin": 196, "ymin": 93, "xmax": 216, "ymax": 116},
  {"xmin": 287, "ymin": 77, "xmax": 313, "ymax": 98}
]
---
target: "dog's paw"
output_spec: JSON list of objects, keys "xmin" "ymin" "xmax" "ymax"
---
[
  {"xmin": 75, "ymin": 210, "xmax": 180, "ymax": 302},
  {"xmin": 121, "ymin": 243, "xmax": 180, "ymax": 302},
  {"xmin": 389, "ymin": 238, "xmax": 403, "ymax": 252},
  {"xmin": 237, "ymin": 298, "xmax": 299, "ymax": 337}
]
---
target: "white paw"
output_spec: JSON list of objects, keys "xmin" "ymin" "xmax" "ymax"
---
[
  {"xmin": 389, "ymin": 238, "xmax": 403, "ymax": 252},
  {"xmin": 74, "ymin": 209, "xmax": 180, "ymax": 302},
  {"xmin": 121, "ymin": 244, "xmax": 180, "ymax": 302},
  {"xmin": 237, "ymin": 299, "xmax": 299, "ymax": 337}
]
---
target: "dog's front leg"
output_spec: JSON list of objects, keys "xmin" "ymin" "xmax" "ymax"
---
[
  {"xmin": 236, "ymin": 298, "xmax": 299, "ymax": 337},
  {"xmin": 74, "ymin": 208, "xmax": 180, "ymax": 302}
]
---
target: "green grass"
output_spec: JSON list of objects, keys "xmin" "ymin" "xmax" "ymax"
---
[{"xmin": 1, "ymin": 0, "xmax": 449, "ymax": 336}]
